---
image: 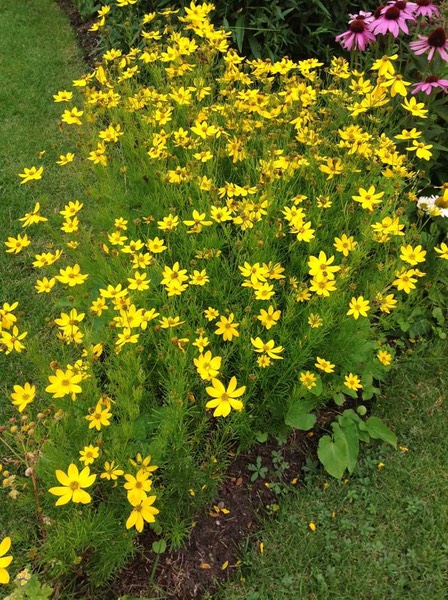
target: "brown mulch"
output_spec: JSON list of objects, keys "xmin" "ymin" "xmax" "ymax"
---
[
  {"xmin": 109, "ymin": 408, "xmax": 344, "ymax": 599},
  {"xmin": 110, "ymin": 430, "xmax": 317, "ymax": 599},
  {"xmin": 56, "ymin": 0, "xmax": 100, "ymax": 67}
]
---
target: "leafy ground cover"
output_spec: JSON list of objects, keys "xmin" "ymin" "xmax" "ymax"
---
[
  {"xmin": 221, "ymin": 341, "xmax": 448, "ymax": 600},
  {"xmin": 1, "ymin": 1, "xmax": 448, "ymax": 598}
]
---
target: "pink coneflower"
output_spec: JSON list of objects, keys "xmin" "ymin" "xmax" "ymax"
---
[
  {"xmin": 409, "ymin": 27, "xmax": 448, "ymax": 61},
  {"xmin": 348, "ymin": 10, "xmax": 375, "ymax": 25},
  {"xmin": 414, "ymin": 0, "xmax": 440, "ymax": 18},
  {"xmin": 336, "ymin": 19, "xmax": 376, "ymax": 51},
  {"xmin": 412, "ymin": 75, "xmax": 448, "ymax": 94},
  {"xmin": 371, "ymin": 3, "xmax": 415, "ymax": 37},
  {"xmin": 392, "ymin": 1, "xmax": 417, "ymax": 19}
]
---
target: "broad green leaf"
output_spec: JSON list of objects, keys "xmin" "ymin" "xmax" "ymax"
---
[
  {"xmin": 341, "ymin": 408, "xmax": 362, "ymax": 424},
  {"xmin": 365, "ymin": 416, "xmax": 397, "ymax": 448},
  {"xmin": 333, "ymin": 392, "xmax": 345, "ymax": 406},
  {"xmin": 310, "ymin": 376, "xmax": 323, "ymax": 397},
  {"xmin": 285, "ymin": 410, "xmax": 316, "ymax": 431},
  {"xmin": 152, "ymin": 539, "xmax": 167, "ymax": 554},
  {"xmin": 285, "ymin": 398, "xmax": 317, "ymax": 431},
  {"xmin": 317, "ymin": 432, "xmax": 348, "ymax": 479},
  {"xmin": 339, "ymin": 416, "xmax": 360, "ymax": 473},
  {"xmin": 256, "ymin": 431, "xmax": 268, "ymax": 443},
  {"xmin": 234, "ymin": 15, "xmax": 245, "ymax": 53}
]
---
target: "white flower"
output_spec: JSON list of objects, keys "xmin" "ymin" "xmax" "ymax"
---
[{"xmin": 417, "ymin": 195, "xmax": 448, "ymax": 218}]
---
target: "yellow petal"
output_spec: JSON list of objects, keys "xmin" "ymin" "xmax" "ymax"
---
[
  {"xmin": 0, "ymin": 556, "xmax": 13, "ymax": 568},
  {"xmin": 72, "ymin": 489, "xmax": 91, "ymax": 504},
  {"xmin": 0, "ymin": 567, "xmax": 10, "ymax": 584},
  {"xmin": 48, "ymin": 486, "xmax": 69, "ymax": 497},
  {"xmin": 0, "ymin": 537, "xmax": 11, "ymax": 557},
  {"xmin": 55, "ymin": 470, "xmax": 70, "ymax": 486},
  {"xmin": 55, "ymin": 492, "xmax": 73, "ymax": 506}
]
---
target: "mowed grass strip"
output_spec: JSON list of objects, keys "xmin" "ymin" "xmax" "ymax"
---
[
  {"xmin": 0, "ymin": 0, "xmax": 85, "ymax": 377},
  {"xmin": 220, "ymin": 342, "xmax": 448, "ymax": 600},
  {"xmin": 0, "ymin": 0, "xmax": 84, "ymax": 532}
]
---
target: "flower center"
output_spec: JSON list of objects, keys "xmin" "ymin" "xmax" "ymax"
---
[
  {"xmin": 416, "ymin": 0, "xmax": 430, "ymax": 5},
  {"xmin": 425, "ymin": 75, "xmax": 439, "ymax": 83},
  {"xmin": 70, "ymin": 482, "xmax": 79, "ymax": 490},
  {"xmin": 385, "ymin": 6, "xmax": 401, "ymax": 19},
  {"xmin": 394, "ymin": 1, "xmax": 407, "ymax": 9},
  {"xmin": 428, "ymin": 27, "xmax": 446, "ymax": 48},
  {"xmin": 350, "ymin": 19, "xmax": 366, "ymax": 34},
  {"xmin": 374, "ymin": 4, "xmax": 385, "ymax": 18}
]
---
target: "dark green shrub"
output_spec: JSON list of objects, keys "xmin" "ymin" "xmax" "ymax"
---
[{"xmin": 71, "ymin": 0, "xmax": 357, "ymax": 60}]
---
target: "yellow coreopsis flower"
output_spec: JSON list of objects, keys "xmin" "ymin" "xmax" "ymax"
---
[
  {"xmin": 401, "ymin": 96, "xmax": 428, "ymax": 118},
  {"xmin": 352, "ymin": 186, "xmax": 384, "ymax": 211},
  {"xmin": 10, "ymin": 382, "xmax": 35, "ymax": 413},
  {"xmin": 434, "ymin": 242, "xmax": 448, "ymax": 260},
  {"xmin": 126, "ymin": 495, "xmax": 159, "ymax": 532},
  {"xmin": 315, "ymin": 357, "xmax": 335, "ymax": 373},
  {"xmin": 86, "ymin": 404, "xmax": 112, "ymax": 430},
  {"xmin": 0, "ymin": 537, "xmax": 13, "ymax": 585},
  {"xmin": 100, "ymin": 461, "xmax": 124, "ymax": 481},
  {"xmin": 18, "ymin": 166, "xmax": 44, "ymax": 184},
  {"xmin": 49, "ymin": 464, "xmax": 96, "ymax": 506},
  {"xmin": 347, "ymin": 296, "xmax": 370, "ymax": 319},
  {"xmin": 79, "ymin": 445, "xmax": 100, "ymax": 466},
  {"xmin": 377, "ymin": 350, "xmax": 393, "ymax": 366},
  {"xmin": 406, "ymin": 140, "xmax": 432, "ymax": 160},
  {"xmin": 309, "ymin": 277, "xmax": 337, "ymax": 297},
  {"xmin": 299, "ymin": 371, "xmax": 317, "ymax": 390},
  {"xmin": 0, "ymin": 326, "xmax": 27, "ymax": 354},
  {"xmin": 45, "ymin": 368, "xmax": 83, "ymax": 399},
  {"xmin": 194, "ymin": 350, "xmax": 222, "ymax": 381},
  {"xmin": 19, "ymin": 202, "xmax": 47, "ymax": 227},
  {"xmin": 4, "ymin": 233, "xmax": 31, "ymax": 254},
  {"xmin": 215, "ymin": 313, "xmax": 239, "ymax": 341},
  {"xmin": 319, "ymin": 157, "xmax": 343, "ymax": 180},
  {"xmin": 308, "ymin": 252, "xmax": 340, "ymax": 279},
  {"xmin": 334, "ymin": 233, "xmax": 357, "ymax": 256},
  {"xmin": 371, "ymin": 54, "xmax": 397, "ymax": 76},
  {"xmin": 251, "ymin": 337, "xmax": 284, "ymax": 360},
  {"xmin": 344, "ymin": 373, "xmax": 363, "ymax": 391},
  {"xmin": 57, "ymin": 153, "xmax": 75, "ymax": 165},
  {"xmin": 393, "ymin": 269, "xmax": 418, "ymax": 294},
  {"xmin": 257, "ymin": 306, "xmax": 281, "ymax": 330},
  {"xmin": 55, "ymin": 264, "xmax": 88, "ymax": 286},
  {"xmin": 61, "ymin": 107, "xmax": 83, "ymax": 125},
  {"xmin": 400, "ymin": 244, "xmax": 426, "ymax": 265},
  {"xmin": 205, "ymin": 377, "xmax": 246, "ymax": 417},
  {"xmin": 124, "ymin": 470, "xmax": 153, "ymax": 504},
  {"xmin": 53, "ymin": 90, "xmax": 73, "ymax": 102},
  {"xmin": 382, "ymin": 73, "xmax": 411, "ymax": 97}
]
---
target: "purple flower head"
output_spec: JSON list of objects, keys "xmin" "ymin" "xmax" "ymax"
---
[
  {"xmin": 336, "ymin": 19, "xmax": 377, "ymax": 51},
  {"xmin": 348, "ymin": 10, "xmax": 375, "ymax": 25},
  {"xmin": 391, "ymin": 0, "xmax": 417, "ymax": 19},
  {"xmin": 409, "ymin": 27, "xmax": 448, "ymax": 61},
  {"xmin": 414, "ymin": 0, "xmax": 440, "ymax": 18},
  {"xmin": 371, "ymin": 3, "xmax": 415, "ymax": 37},
  {"xmin": 412, "ymin": 75, "xmax": 448, "ymax": 94}
]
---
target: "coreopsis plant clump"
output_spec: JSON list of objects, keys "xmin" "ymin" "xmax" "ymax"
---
[{"xmin": 1, "ymin": 0, "xmax": 448, "ymax": 589}]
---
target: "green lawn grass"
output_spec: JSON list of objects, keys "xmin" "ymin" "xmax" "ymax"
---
[
  {"xmin": 0, "ymin": 0, "xmax": 84, "ymax": 379},
  {"xmin": 0, "ymin": 0, "xmax": 84, "ymax": 544},
  {"xmin": 220, "ymin": 341, "xmax": 448, "ymax": 600}
]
